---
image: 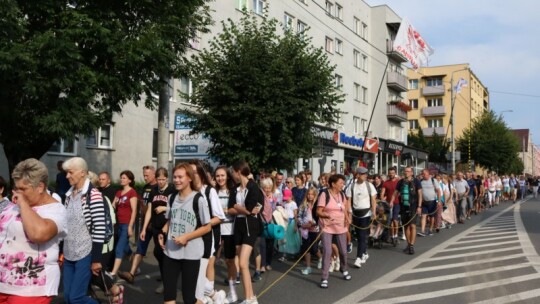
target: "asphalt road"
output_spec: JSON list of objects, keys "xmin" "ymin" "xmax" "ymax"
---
[{"xmin": 52, "ymin": 195, "xmax": 540, "ymax": 303}]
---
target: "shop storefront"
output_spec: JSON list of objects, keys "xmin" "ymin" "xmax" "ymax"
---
[
  {"xmin": 336, "ymin": 132, "xmax": 379, "ymax": 176},
  {"xmin": 378, "ymin": 138, "xmax": 428, "ymax": 175}
]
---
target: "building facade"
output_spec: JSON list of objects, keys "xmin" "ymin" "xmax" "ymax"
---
[
  {"xmin": 407, "ymin": 63, "xmax": 490, "ymax": 172},
  {"xmin": 1, "ymin": 0, "xmax": 428, "ymax": 182},
  {"xmin": 512, "ymin": 129, "xmax": 535, "ymax": 176}
]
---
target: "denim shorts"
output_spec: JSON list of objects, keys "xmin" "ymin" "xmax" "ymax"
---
[{"xmin": 422, "ymin": 200, "xmax": 437, "ymax": 217}]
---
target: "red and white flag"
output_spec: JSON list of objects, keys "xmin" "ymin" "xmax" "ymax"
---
[{"xmin": 393, "ymin": 18, "xmax": 434, "ymax": 70}]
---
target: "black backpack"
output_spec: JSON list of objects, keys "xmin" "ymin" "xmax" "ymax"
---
[
  {"xmin": 82, "ymin": 183, "xmax": 114, "ymax": 243},
  {"xmin": 312, "ymin": 188, "xmax": 345, "ymax": 225}
]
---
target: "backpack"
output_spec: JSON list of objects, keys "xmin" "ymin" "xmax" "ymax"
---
[
  {"xmin": 83, "ymin": 183, "xmax": 114, "ymax": 243},
  {"xmin": 311, "ymin": 188, "xmax": 345, "ymax": 225},
  {"xmin": 168, "ymin": 192, "xmax": 203, "ymax": 229}
]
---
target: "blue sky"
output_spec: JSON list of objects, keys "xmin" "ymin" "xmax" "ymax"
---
[{"xmin": 366, "ymin": 0, "xmax": 540, "ymax": 144}]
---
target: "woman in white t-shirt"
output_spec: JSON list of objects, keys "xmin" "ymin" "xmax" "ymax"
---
[
  {"xmin": 158, "ymin": 163, "xmax": 212, "ymax": 304},
  {"xmin": 0, "ymin": 158, "xmax": 67, "ymax": 304}
]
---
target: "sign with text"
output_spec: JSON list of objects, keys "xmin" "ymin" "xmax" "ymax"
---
[
  {"xmin": 174, "ymin": 114, "xmax": 211, "ymax": 156},
  {"xmin": 337, "ymin": 132, "xmax": 379, "ymax": 153}
]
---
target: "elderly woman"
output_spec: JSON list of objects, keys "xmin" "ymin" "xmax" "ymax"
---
[
  {"xmin": 63, "ymin": 157, "xmax": 107, "ymax": 304},
  {"xmin": 0, "ymin": 158, "xmax": 66, "ymax": 303},
  {"xmin": 317, "ymin": 174, "xmax": 352, "ymax": 289}
]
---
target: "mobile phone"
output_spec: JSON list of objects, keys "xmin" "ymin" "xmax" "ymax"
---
[{"xmin": 255, "ymin": 203, "xmax": 263, "ymax": 209}]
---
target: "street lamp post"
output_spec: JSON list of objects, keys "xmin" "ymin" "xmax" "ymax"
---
[{"xmin": 450, "ymin": 67, "xmax": 469, "ymax": 173}]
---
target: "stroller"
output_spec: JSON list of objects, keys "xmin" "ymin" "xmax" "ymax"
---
[{"xmin": 368, "ymin": 201, "xmax": 390, "ymax": 249}]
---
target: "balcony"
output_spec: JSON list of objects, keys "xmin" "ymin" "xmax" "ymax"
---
[
  {"xmin": 422, "ymin": 127, "xmax": 447, "ymax": 137},
  {"xmin": 386, "ymin": 39, "xmax": 407, "ymax": 63},
  {"xmin": 421, "ymin": 106, "xmax": 446, "ymax": 117},
  {"xmin": 387, "ymin": 71, "xmax": 408, "ymax": 92},
  {"xmin": 422, "ymin": 85, "xmax": 446, "ymax": 96},
  {"xmin": 387, "ymin": 103, "xmax": 408, "ymax": 122}
]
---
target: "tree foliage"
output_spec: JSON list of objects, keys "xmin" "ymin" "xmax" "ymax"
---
[
  {"xmin": 0, "ymin": 0, "xmax": 211, "ymax": 172},
  {"xmin": 456, "ymin": 110, "xmax": 522, "ymax": 173},
  {"xmin": 407, "ymin": 128, "xmax": 449, "ymax": 163},
  {"xmin": 184, "ymin": 11, "xmax": 344, "ymax": 171}
]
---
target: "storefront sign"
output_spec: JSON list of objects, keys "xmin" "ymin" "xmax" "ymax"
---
[
  {"xmin": 311, "ymin": 125, "xmax": 338, "ymax": 144},
  {"xmin": 174, "ymin": 114, "xmax": 211, "ymax": 156},
  {"xmin": 337, "ymin": 132, "xmax": 378, "ymax": 153},
  {"xmin": 384, "ymin": 139, "xmax": 404, "ymax": 155}
]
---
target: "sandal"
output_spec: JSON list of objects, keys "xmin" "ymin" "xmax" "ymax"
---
[
  {"xmin": 342, "ymin": 271, "xmax": 351, "ymax": 281},
  {"xmin": 112, "ymin": 284, "xmax": 124, "ymax": 304},
  {"xmin": 320, "ymin": 279, "xmax": 328, "ymax": 288},
  {"xmin": 118, "ymin": 271, "xmax": 135, "ymax": 284}
]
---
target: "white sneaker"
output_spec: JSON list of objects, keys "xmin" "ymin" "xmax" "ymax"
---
[
  {"xmin": 226, "ymin": 292, "xmax": 238, "ymax": 303},
  {"xmin": 239, "ymin": 296, "xmax": 258, "ymax": 304},
  {"xmin": 317, "ymin": 259, "xmax": 322, "ymax": 269},
  {"xmin": 361, "ymin": 253, "xmax": 369, "ymax": 264},
  {"xmin": 203, "ymin": 295, "xmax": 214, "ymax": 304},
  {"xmin": 329, "ymin": 259, "xmax": 335, "ymax": 272},
  {"xmin": 212, "ymin": 290, "xmax": 227, "ymax": 304},
  {"xmin": 354, "ymin": 257, "xmax": 362, "ymax": 268},
  {"xmin": 334, "ymin": 258, "xmax": 340, "ymax": 272}
]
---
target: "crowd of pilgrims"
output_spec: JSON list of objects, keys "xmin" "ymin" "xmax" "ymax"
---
[{"xmin": 0, "ymin": 157, "xmax": 532, "ymax": 304}]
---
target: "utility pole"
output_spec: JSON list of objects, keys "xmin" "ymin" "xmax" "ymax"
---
[{"xmin": 157, "ymin": 77, "xmax": 171, "ymax": 169}]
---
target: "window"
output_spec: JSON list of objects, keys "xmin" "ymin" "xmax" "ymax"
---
[
  {"xmin": 354, "ymin": 17, "xmax": 361, "ymax": 35},
  {"xmin": 409, "ymin": 99, "xmax": 418, "ymax": 109},
  {"xmin": 361, "ymin": 22, "xmax": 368, "ymax": 39},
  {"xmin": 297, "ymin": 20, "xmax": 307, "ymax": 34},
  {"xmin": 409, "ymin": 120, "xmax": 419, "ymax": 130},
  {"xmin": 335, "ymin": 39, "xmax": 343, "ymax": 54},
  {"xmin": 354, "ymin": 83, "xmax": 360, "ymax": 101},
  {"xmin": 49, "ymin": 138, "xmax": 77, "ymax": 155},
  {"xmin": 427, "ymin": 98, "xmax": 443, "ymax": 107},
  {"xmin": 362, "ymin": 54, "xmax": 368, "ymax": 71},
  {"xmin": 361, "ymin": 119, "xmax": 367, "ymax": 135},
  {"xmin": 335, "ymin": 74, "xmax": 342, "ymax": 89},
  {"xmin": 354, "ymin": 50, "xmax": 361, "ymax": 68},
  {"xmin": 426, "ymin": 77, "xmax": 443, "ymax": 86},
  {"xmin": 253, "ymin": 0, "xmax": 264, "ymax": 15},
  {"xmin": 362, "ymin": 86, "xmax": 368, "ymax": 104},
  {"xmin": 409, "ymin": 79, "xmax": 418, "ymax": 90},
  {"xmin": 179, "ymin": 76, "xmax": 191, "ymax": 102},
  {"xmin": 427, "ymin": 119, "xmax": 443, "ymax": 128},
  {"xmin": 353, "ymin": 116, "xmax": 360, "ymax": 134},
  {"xmin": 325, "ymin": 1, "xmax": 333, "ymax": 15},
  {"xmin": 325, "ymin": 36, "xmax": 334, "ymax": 53},
  {"xmin": 86, "ymin": 124, "xmax": 113, "ymax": 149},
  {"xmin": 335, "ymin": 3, "xmax": 343, "ymax": 20},
  {"xmin": 284, "ymin": 13, "xmax": 294, "ymax": 30}
]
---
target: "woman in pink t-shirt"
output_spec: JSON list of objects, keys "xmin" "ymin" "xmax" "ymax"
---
[
  {"xmin": 317, "ymin": 174, "xmax": 352, "ymax": 288},
  {"xmin": 111, "ymin": 170, "xmax": 138, "ymax": 277}
]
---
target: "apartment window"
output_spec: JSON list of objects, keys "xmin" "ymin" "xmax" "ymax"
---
[
  {"xmin": 409, "ymin": 99, "xmax": 418, "ymax": 109},
  {"xmin": 86, "ymin": 124, "xmax": 113, "ymax": 149},
  {"xmin": 428, "ymin": 119, "xmax": 443, "ymax": 128},
  {"xmin": 353, "ymin": 116, "xmax": 360, "ymax": 134},
  {"xmin": 325, "ymin": 1, "xmax": 333, "ymax": 15},
  {"xmin": 362, "ymin": 54, "xmax": 368, "ymax": 72},
  {"xmin": 362, "ymin": 86, "xmax": 368, "ymax": 104},
  {"xmin": 354, "ymin": 50, "xmax": 361, "ymax": 68},
  {"xmin": 335, "ymin": 3, "xmax": 343, "ymax": 20},
  {"xmin": 427, "ymin": 98, "xmax": 443, "ymax": 107},
  {"xmin": 49, "ymin": 138, "xmax": 77, "ymax": 155},
  {"xmin": 325, "ymin": 37, "xmax": 334, "ymax": 53},
  {"xmin": 361, "ymin": 119, "xmax": 367, "ymax": 135},
  {"xmin": 354, "ymin": 83, "xmax": 360, "ymax": 101},
  {"xmin": 409, "ymin": 79, "xmax": 418, "ymax": 90},
  {"xmin": 179, "ymin": 76, "xmax": 191, "ymax": 102},
  {"xmin": 426, "ymin": 77, "xmax": 443, "ymax": 86},
  {"xmin": 409, "ymin": 119, "xmax": 419, "ymax": 130},
  {"xmin": 284, "ymin": 13, "xmax": 294, "ymax": 30},
  {"xmin": 335, "ymin": 74, "xmax": 342, "ymax": 89},
  {"xmin": 335, "ymin": 39, "xmax": 343, "ymax": 54},
  {"xmin": 297, "ymin": 20, "xmax": 306, "ymax": 34},
  {"xmin": 253, "ymin": 0, "xmax": 264, "ymax": 15},
  {"xmin": 361, "ymin": 22, "xmax": 368, "ymax": 39},
  {"xmin": 354, "ymin": 17, "xmax": 361, "ymax": 35}
]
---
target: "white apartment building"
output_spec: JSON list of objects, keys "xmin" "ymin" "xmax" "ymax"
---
[{"xmin": 0, "ymin": 0, "xmax": 427, "ymax": 182}]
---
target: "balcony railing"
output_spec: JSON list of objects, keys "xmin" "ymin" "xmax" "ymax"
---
[
  {"xmin": 422, "ymin": 127, "xmax": 447, "ymax": 136},
  {"xmin": 387, "ymin": 104, "xmax": 408, "ymax": 122},
  {"xmin": 386, "ymin": 39, "xmax": 407, "ymax": 63},
  {"xmin": 421, "ymin": 106, "xmax": 446, "ymax": 117},
  {"xmin": 387, "ymin": 71, "xmax": 408, "ymax": 92},
  {"xmin": 422, "ymin": 85, "xmax": 446, "ymax": 96}
]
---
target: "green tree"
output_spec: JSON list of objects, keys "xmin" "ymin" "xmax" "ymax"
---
[
  {"xmin": 184, "ymin": 11, "xmax": 344, "ymax": 171},
  {"xmin": 0, "ymin": 0, "xmax": 212, "ymax": 173},
  {"xmin": 457, "ymin": 110, "xmax": 521, "ymax": 172},
  {"xmin": 407, "ymin": 129, "xmax": 448, "ymax": 162}
]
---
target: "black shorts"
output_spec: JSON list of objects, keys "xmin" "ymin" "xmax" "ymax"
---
[
  {"xmin": 300, "ymin": 232, "xmax": 320, "ymax": 256},
  {"xmin": 202, "ymin": 231, "xmax": 213, "ymax": 259},
  {"xmin": 422, "ymin": 200, "xmax": 437, "ymax": 217},
  {"xmin": 221, "ymin": 235, "xmax": 236, "ymax": 260},
  {"xmin": 234, "ymin": 216, "xmax": 260, "ymax": 247},
  {"xmin": 400, "ymin": 205, "xmax": 418, "ymax": 227}
]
